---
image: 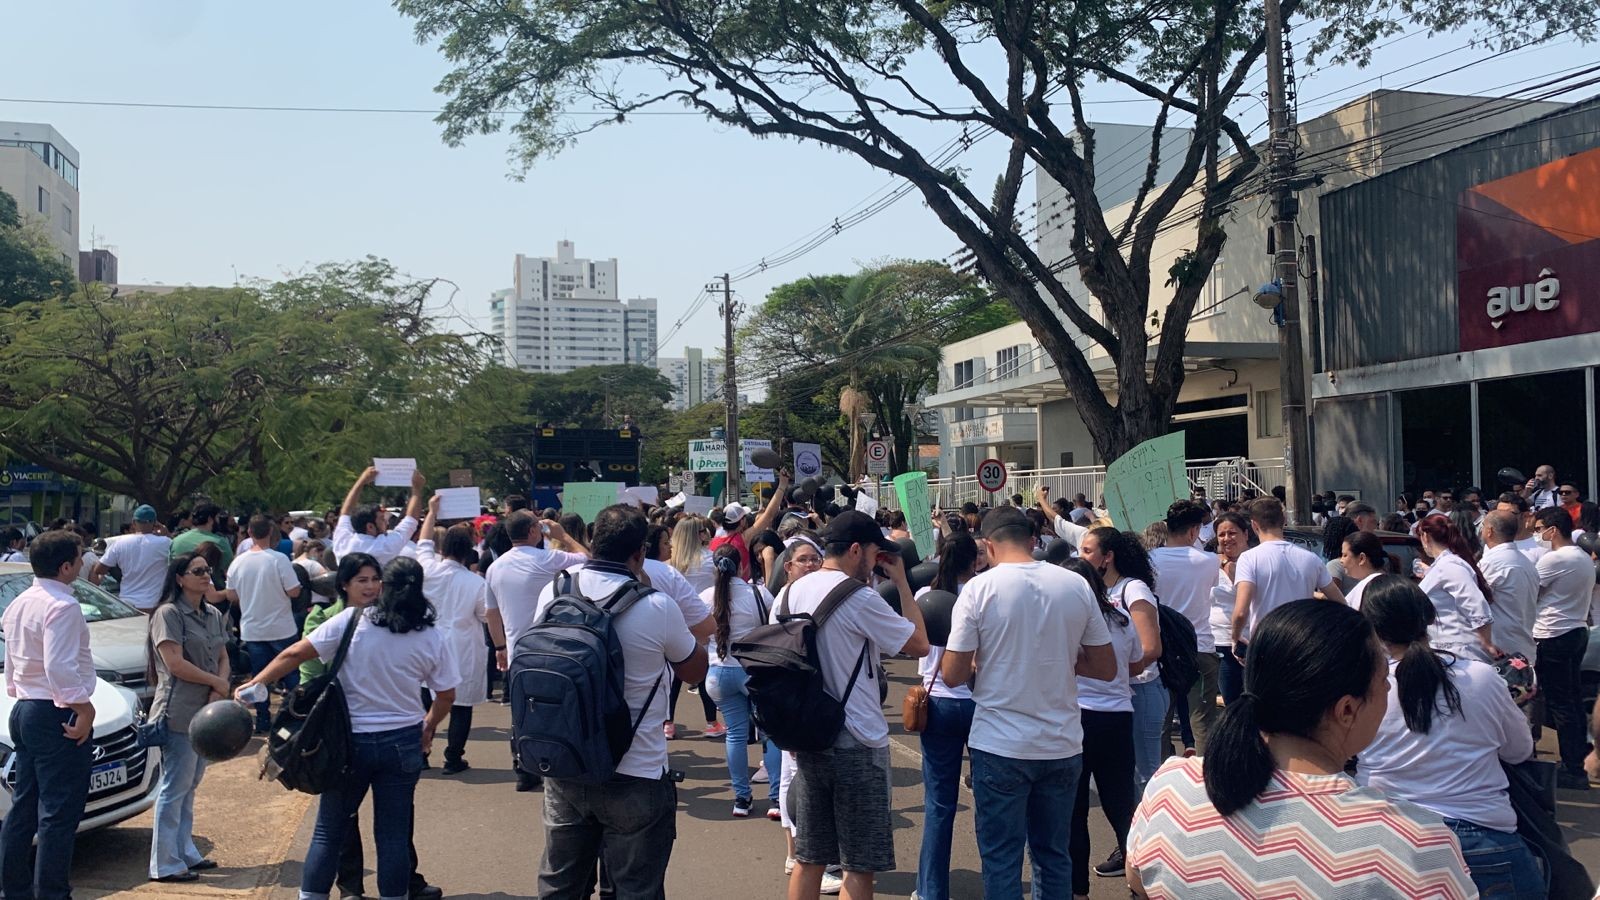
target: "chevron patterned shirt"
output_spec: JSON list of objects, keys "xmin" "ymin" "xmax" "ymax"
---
[{"xmin": 1128, "ymin": 758, "xmax": 1477, "ymax": 899}]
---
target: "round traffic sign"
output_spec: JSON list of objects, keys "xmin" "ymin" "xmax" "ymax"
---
[
  {"xmin": 866, "ymin": 441, "xmax": 889, "ymax": 462},
  {"xmin": 977, "ymin": 458, "xmax": 1007, "ymax": 492}
]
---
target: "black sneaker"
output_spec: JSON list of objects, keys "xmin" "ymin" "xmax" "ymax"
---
[
  {"xmin": 516, "ymin": 771, "xmax": 543, "ymax": 792},
  {"xmin": 1094, "ymin": 847, "xmax": 1125, "ymax": 877},
  {"xmin": 442, "ymin": 758, "xmax": 470, "ymax": 775},
  {"xmin": 1556, "ymin": 769, "xmax": 1592, "ymax": 791},
  {"xmin": 732, "ymin": 797, "xmax": 752, "ymax": 818}
]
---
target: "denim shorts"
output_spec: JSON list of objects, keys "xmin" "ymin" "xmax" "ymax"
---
[{"xmin": 792, "ymin": 729, "xmax": 894, "ymax": 872}]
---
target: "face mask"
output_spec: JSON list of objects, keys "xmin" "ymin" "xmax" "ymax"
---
[{"xmin": 1536, "ymin": 535, "xmax": 1552, "ymax": 550}]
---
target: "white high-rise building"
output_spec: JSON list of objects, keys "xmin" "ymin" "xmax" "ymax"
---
[
  {"xmin": 0, "ymin": 122, "xmax": 80, "ymax": 268},
  {"xmin": 488, "ymin": 240, "xmax": 659, "ymax": 373},
  {"xmin": 657, "ymin": 347, "xmax": 719, "ymax": 411}
]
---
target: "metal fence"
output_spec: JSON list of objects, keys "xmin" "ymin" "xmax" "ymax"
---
[{"xmin": 878, "ymin": 457, "xmax": 1287, "ymax": 510}]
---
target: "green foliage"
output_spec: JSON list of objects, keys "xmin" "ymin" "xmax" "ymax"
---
[{"xmin": 0, "ymin": 188, "xmax": 74, "ymax": 307}]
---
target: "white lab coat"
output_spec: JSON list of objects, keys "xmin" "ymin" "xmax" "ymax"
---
[
  {"xmin": 1418, "ymin": 550, "xmax": 1493, "ymax": 662},
  {"xmin": 416, "ymin": 540, "xmax": 490, "ymax": 706}
]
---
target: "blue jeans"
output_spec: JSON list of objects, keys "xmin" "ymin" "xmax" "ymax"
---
[
  {"xmin": 970, "ymin": 747, "xmax": 1082, "ymax": 900},
  {"xmin": 245, "ymin": 637, "xmax": 300, "ymax": 730},
  {"xmin": 1443, "ymin": 818, "xmax": 1546, "ymax": 898},
  {"xmin": 1218, "ymin": 646, "xmax": 1245, "ymax": 705},
  {"xmin": 300, "ymin": 725, "xmax": 423, "ymax": 900},
  {"xmin": 1130, "ymin": 678, "xmax": 1169, "ymax": 797},
  {"xmin": 917, "ymin": 695, "xmax": 974, "ymax": 900},
  {"xmin": 1, "ymin": 700, "xmax": 92, "ymax": 900},
  {"xmin": 150, "ymin": 730, "xmax": 208, "ymax": 877},
  {"xmin": 703, "ymin": 666, "xmax": 781, "ymax": 803}
]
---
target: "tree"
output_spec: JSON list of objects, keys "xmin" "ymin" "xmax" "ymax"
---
[
  {"xmin": 0, "ymin": 260, "xmax": 489, "ymax": 515},
  {"xmin": 739, "ymin": 262, "xmax": 1000, "ymax": 477},
  {"xmin": 398, "ymin": 0, "xmax": 1592, "ymax": 459},
  {"xmin": 0, "ymin": 188, "xmax": 74, "ymax": 307}
]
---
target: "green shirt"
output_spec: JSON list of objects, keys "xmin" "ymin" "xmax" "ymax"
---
[
  {"xmin": 170, "ymin": 529, "xmax": 234, "ymax": 589},
  {"xmin": 299, "ymin": 598, "xmax": 346, "ymax": 683}
]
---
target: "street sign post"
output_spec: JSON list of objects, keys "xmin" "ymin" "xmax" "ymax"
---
[
  {"xmin": 865, "ymin": 440, "xmax": 890, "ymax": 476},
  {"xmin": 977, "ymin": 458, "xmax": 1008, "ymax": 493}
]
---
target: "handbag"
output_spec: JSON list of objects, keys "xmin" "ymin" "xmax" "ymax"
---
[
  {"xmin": 260, "ymin": 610, "xmax": 360, "ymax": 795},
  {"xmin": 135, "ymin": 606, "xmax": 188, "ymax": 749},
  {"xmin": 902, "ymin": 672, "xmax": 933, "ymax": 733}
]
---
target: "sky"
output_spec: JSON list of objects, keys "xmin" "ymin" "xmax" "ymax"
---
[{"xmin": 2, "ymin": 3, "xmax": 1594, "ymax": 362}]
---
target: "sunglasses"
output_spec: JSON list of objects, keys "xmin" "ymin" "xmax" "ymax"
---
[
  {"xmin": 1559, "ymin": 489, "xmax": 1578, "ymax": 496},
  {"xmin": 186, "ymin": 566, "xmax": 213, "ymax": 577}
]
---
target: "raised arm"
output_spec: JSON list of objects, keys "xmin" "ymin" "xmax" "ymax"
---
[
  {"xmin": 749, "ymin": 469, "xmax": 792, "ymax": 537},
  {"xmin": 403, "ymin": 467, "xmax": 427, "ymax": 523},
  {"xmin": 340, "ymin": 467, "xmax": 378, "ymax": 518}
]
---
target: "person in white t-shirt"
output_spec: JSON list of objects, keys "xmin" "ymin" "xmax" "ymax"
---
[
  {"xmin": 914, "ymin": 531, "xmax": 983, "ymax": 900},
  {"xmin": 1150, "ymin": 501, "xmax": 1221, "ymax": 755},
  {"xmin": 91, "ymin": 504, "xmax": 172, "ymax": 610},
  {"xmin": 1356, "ymin": 575, "xmax": 1543, "ymax": 895},
  {"xmin": 220, "ymin": 515, "xmax": 304, "ymax": 733},
  {"xmin": 331, "ymin": 466, "xmax": 425, "ymax": 565},
  {"xmin": 1495, "ymin": 494, "xmax": 1548, "ymax": 565},
  {"xmin": 1036, "ymin": 487, "xmax": 1088, "ymax": 552},
  {"xmin": 0, "ymin": 527, "xmax": 28, "ymax": 563},
  {"xmin": 1531, "ymin": 507, "xmax": 1596, "ymax": 789},
  {"xmin": 784, "ymin": 511, "xmax": 928, "ymax": 900},
  {"xmin": 1477, "ymin": 511, "xmax": 1540, "ymax": 666},
  {"xmin": 235, "ymin": 556, "xmax": 458, "ymax": 900},
  {"xmin": 531, "ymin": 504, "xmax": 706, "ymax": 897},
  {"xmin": 943, "ymin": 507, "xmax": 1113, "ymax": 900},
  {"xmin": 1231, "ymin": 497, "xmax": 1344, "ymax": 658}
]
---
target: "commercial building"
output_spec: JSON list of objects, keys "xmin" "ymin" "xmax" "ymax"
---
[
  {"xmin": 926, "ymin": 91, "xmax": 1564, "ymax": 487},
  {"xmin": 488, "ymin": 240, "xmax": 658, "ymax": 373},
  {"xmin": 79, "ymin": 248, "xmax": 117, "ymax": 284},
  {"xmin": 1313, "ymin": 97, "xmax": 1600, "ymax": 503},
  {"xmin": 0, "ymin": 121, "xmax": 80, "ymax": 267},
  {"xmin": 658, "ymin": 348, "xmax": 714, "ymax": 410}
]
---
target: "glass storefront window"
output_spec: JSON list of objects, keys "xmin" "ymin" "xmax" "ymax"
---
[
  {"xmin": 1478, "ymin": 370, "xmax": 1588, "ymax": 496},
  {"xmin": 1398, "ymin": 385, "xmax": 1473, "ymax": 497}
]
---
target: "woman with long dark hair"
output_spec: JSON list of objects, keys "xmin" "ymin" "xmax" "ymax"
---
[
  {"xmin": 417, "ymin": 496, "xmax": 490, "ymax": 774},
  {"xmin": 1209, "ymin": 512, "xmax": 1254, "ymax": 703},
  {"xmin": 701, "ymin": 544, "xmax": 781, "ymax": 819},
  {"xmin": 1355, "ymin": 576, "xmax": 1542, "ymax": 897},
  {"xmin": 236, "ymin": 557, "xmax": 456, "ymax": 900},
  {"xmin": 1080, "ymin": 529, "xmax": 1162, "ymax": 804},
  {"xmin": 1322, "ymin": 515, "xmax": 1361, "ymax": 591},
  {"xmin": 1127, "ymin": 600, "xmax": 1475, "ymax": 898},
  {"xmin": 146, "ymin": 553, "xmax": 230, "ymax": 883},
  {"xmin": 1414, "ymin": 516, "xmax": 1500, "ymax": 662},
  {"xmin": 1062, "ymin": 557, "xmax": 1142, "ymax": 900},
  {"xmin": 1340, "ymin": 531, "xmax": 1390, "ymax": 610},
  {"xmin": 914, "ymin": 531, "xmax": 982, "ymax": 900}
]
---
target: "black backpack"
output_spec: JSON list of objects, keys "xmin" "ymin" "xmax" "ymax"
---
[
  {"xmin": 261, "ymin": 611, "xmax": 357, "ymax": 795},
  {"xmin": 507, "ymin": 573, "xmax": 661, "ymax": 784},
  {"xmin": 1155, "ymin": 602, "xmax": 1200, "ymax": 696},
  {"xmin": 731, "ymin": 577, "xmax": 872, "ymax": 753}
]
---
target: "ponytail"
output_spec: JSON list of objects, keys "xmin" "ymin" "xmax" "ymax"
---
[
  {"xmin": 710, "ymin": 545, "xmax": 741, "ymax": 660},
  {"xmin": 1202, "ymin": 599, "xmax": 1381, "ymax": 816},
  {"xmin": 1362, "ymin": 574, "xmax": 1461, "ymax": 734}
]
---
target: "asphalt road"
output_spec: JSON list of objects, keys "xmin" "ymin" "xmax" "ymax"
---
[{"xmin": 65, "ymin": 659, "xmax": 1600, "ymax": 899}]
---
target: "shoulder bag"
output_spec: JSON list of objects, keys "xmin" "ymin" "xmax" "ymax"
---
[
  {"xmin": 135, "ymin": 605, "xmax": 188, "ymax": 749},
  {"xmin": 260, "ymin": 610, "xmax": 359, "ymax": 795}
]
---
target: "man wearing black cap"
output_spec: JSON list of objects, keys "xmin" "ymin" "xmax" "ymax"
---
[
  {"xmin": 784, "ymin": 510, "xmax": 929, "ymax": 900},
  {"xmin": 940, "ymin": 506, "xmax": 1116, "ymax": 899}
]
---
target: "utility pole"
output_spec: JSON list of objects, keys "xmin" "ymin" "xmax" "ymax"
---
[
  {"xmin": 1264, "ymin": 0, "xmax": 1312, "ymax": 526},
  {"xmin": 715, "ymin": 274, "xmax": 742, "ymax": 504}
]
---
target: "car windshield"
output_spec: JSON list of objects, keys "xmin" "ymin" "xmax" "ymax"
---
[{"xmin": 0, "ymin": 573, "xmax": 145, "ymax": 624}]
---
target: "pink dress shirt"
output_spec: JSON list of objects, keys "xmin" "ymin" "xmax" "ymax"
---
[{"xmin": 1, "ymin": 577, "xmax": 95, "ymax": 706}]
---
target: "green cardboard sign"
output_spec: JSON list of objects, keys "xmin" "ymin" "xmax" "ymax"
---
[
  {"xmin": 562, "ymin": 482, "xmax": 624, "ymax": 527},
  {"xmin": 893, "ymin": 471, "xmax": 936, "ymax": 559},
  {"xmin": 1104, "ymin": 432, "xmax": 1188, "ymax": 531}
]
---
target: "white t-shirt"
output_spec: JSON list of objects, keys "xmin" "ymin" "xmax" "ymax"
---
[
  {"xmin": 1111, "ymin": 577, "xmax": 1161, "ymax": 684},
  {"xmin": 1417, "ymin": 551, "xmax": 1492, "ymax": 658},
  {"xmin": 308, "ymin": 606, "xmax": 460, "ymax": 733},
  {"xmin": 915, "ymin": 586, "xmax": 971, "ymax": 701},
  {"xmin": 1235, "ymin": 539, "xmax": 1331, "ymax": 637},
  {"xmin": 99, "ymin": 533, "xmax": 173, "ymax": 610},
  {"xmin": 0, "ymin": 549, "xmax": 27, "ymax": 563},
  {"xmin": 774, "ymin": 569, "xmax": 914, "ymax": 748},
  {"xmin": 1076, "ymin": 599, "xmax": 1141, "ymax": 713},
  {"xmin": 1357, "ymin": 657, "xmax": 1533, "ymax": 833},
  {"xmin": 1149, "ymin": 546, "xmax": 1220, "ymax": 653},
  {"xmin": 703, "ymin": 578, "xmax": 774, "ymax": 667},
  {"xmin": 331, "ymin": 514, "xmax": 419, "ymax": 565},
  {"xmin": 676, "ymin": 550, "xmax": 715, "ymax": 595},
  {"xmin": 1209, "ymin": 567, "xmax": 1236, "ymax": 647},
  {"xmin": 1478, "ymin": 543, "xmax": 1540, "ymax": 663},
  {"xmin": 1052, "ymin": 514, "xmax": 1088, "ymax": 551},
  {"xmin": 1534, "ymin": 545, "xmax": 1594, "ymax": 639},
  {"xmin": 642, "ymin": 558, "xmax": 711, "ymax": 630},
  {"xmin": 227, "ymin": 546, "xmax": 302, "ymax": 642},
  {"xmin": 534, "ymin": 566, "xmax": 697, "ymax": 779},
  {"xmin": 946, "ymin": 561, "xmax": 1112, "ymax": 759},
  {"xmin": 1345, "ymin": 572, "xmax": 1381, "ymax": 611},
  {"xmin": 1513, "ymin": 537, "xmax": 1548, "ymax": 566},
  {"xmin": 296, "ymin": 557, "xmax": 328, "ymax": 579},
  {"xmin": 289, "ymin": 527, "xmax": 310, "ymax": 543},
  {"xmin": 485, "ymin": 544, "xmax": 589, "ymax": 648}
]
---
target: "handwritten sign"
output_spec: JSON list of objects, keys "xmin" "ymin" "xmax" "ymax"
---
[
  {"xmin": 562, "ymin": 482, "xmax": 624, "ymax": 527},
  {"xmin": 372, "ymin": 457, "xmax": 417, "ymax": 487},
  {"xmin": 1104, "ymin": 431, "xmax": 1187, "ymax": 531},
  {"xmin": 854, "ymin": 487, "xmax": 880, "ymax": 519},
  {"xmin": 684, "ymin": 495, "xmax": 715, "ymax": 516},
  {"xmin": 893, "ymin": 472, "xmax": 935, "ymax": 559},
  {"xmin": 434, "ymin": 487, "xmax": 482, "ymax": 521}
]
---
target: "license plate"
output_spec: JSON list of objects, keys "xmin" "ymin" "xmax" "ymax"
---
[{"xmin": 90, "ymin": 760, "xmax": 127, "ymax": 792}]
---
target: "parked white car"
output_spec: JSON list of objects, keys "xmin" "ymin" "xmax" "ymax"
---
[
  {"xmin": 0, "ymin": 563, "xmax": 154, "ymax": 703},
  {"xmin": 0, "ymin": 678, "xmax": 160, "ymax": 832}
]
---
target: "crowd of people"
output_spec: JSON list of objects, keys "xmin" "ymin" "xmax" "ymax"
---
[{"xmin": 1, "ymin": 459, "xmax": 1596, "ymax": 900}]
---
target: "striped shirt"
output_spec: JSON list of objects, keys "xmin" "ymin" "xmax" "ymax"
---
[{"xmin": 1128, "ymin": 758, "xmax": 1477, "ymax": 899}]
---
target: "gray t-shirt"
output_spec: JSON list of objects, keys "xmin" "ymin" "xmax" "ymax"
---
[{"xmin": 148, "ymin": 600, "xmax": 229, "ymax": 733}]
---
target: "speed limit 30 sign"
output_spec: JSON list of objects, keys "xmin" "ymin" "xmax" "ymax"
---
[{"xmin": 977, "ymin": 458, "xmax": 1007, "ymax": 493}]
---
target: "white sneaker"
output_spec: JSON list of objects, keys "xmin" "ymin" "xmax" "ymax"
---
[
  {"xmin": 820, "ymin": 872, "xmax": 844, "ymax": 895},
  {"xmin": 784, "ymin": 856, "xmax": 796, "ymax": 875},
  {"xmin": 752, "ymin": 764, "xmax": 770, "ymax": 783}
]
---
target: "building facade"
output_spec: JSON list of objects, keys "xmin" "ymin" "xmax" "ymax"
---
[
  {"xmin": 1313, "ymin": 98, "xmax": 1600, "ymax": 504},
  {"xmin": 79, "ymin": 248, "xmax": 117, "ymax": 284},
  {"xmin": 488, "ymin": 241, "xmax": 659, "ymax": 373},
  {"xmin": 0, "ymin": 121, "xmax": 80, "ymax": 267}
]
